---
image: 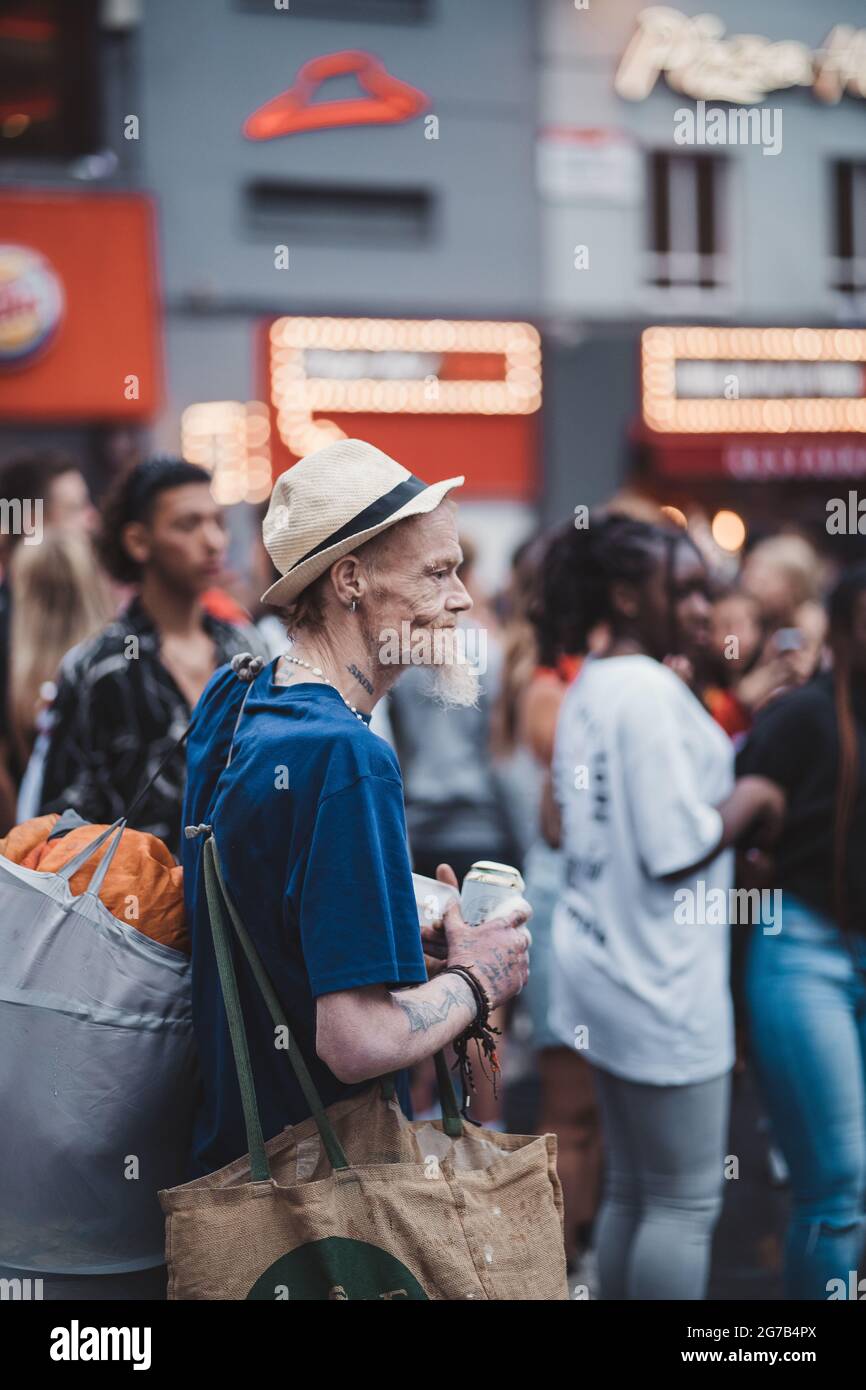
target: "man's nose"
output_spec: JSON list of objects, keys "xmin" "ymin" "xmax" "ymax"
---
[
  {"xmin": 205, "ymin": 522, "xmax": 227, "ymax": 553},
  {"xmin": 447, "ymin": 576, "xmax": 473, "ymax": 614}
]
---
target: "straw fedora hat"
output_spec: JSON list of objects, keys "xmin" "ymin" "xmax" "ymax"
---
[{"xmin": 261, "ymin": 438, "xmax": 464, "ymax": 607}]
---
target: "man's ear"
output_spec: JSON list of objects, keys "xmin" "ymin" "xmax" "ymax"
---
[
  {"xmin": 609, "ymin": 579, "xmax": 640, "ymax": 621},
  {"xmin": 121, "ymin": 520, "xmax": 150, "ymax": 566},
  {"xmin": 329, "ymin": 553, "xmax": 364, "ymax": 607}
]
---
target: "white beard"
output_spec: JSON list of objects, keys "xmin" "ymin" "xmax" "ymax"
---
[
  {"xmin": 427, "ymin": 659, "xmax": 481, "ymax": 708},
  {"xmin": 371, "ymin": 620, "xmax": 483, "ymax": 708},
  {"xmin": 422, "ymin": 626, "xmax": 481, "ymax": 708}
]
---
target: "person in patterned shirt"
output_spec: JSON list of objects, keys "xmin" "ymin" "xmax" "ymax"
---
[{"xmin": 37, "ymin": 459, "xmax": 267, "ymax": 856}]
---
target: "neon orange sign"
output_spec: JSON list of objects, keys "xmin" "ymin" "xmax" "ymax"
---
[{"xmin": 243, "ymin": 50, "xmax": 428, "ymax": 140}]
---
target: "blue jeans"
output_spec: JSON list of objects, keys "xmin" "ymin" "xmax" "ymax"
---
[{"xmin": 746, "ymin": 894, "xmax": 866, "ymax": 1300}]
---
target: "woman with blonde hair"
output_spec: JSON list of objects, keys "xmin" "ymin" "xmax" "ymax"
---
[
  {"xmin": 10, "ymin": 532, "xmax": 114, "ymax": 820},
  {"xmin": 740, "ymin": 533, "xmax": 824, "ymax": 629}
]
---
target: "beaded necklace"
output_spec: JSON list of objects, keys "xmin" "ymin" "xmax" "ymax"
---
[{"xmin": 281, "ymin": 653, "xmax": 369, "ymax": 725}]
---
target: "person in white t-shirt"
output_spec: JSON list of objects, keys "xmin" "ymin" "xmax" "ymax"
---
[{"xmin": 532, "ymin": 514, "xmax": 783, "ymax": 1301}]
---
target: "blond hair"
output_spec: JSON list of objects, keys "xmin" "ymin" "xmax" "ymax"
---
[
  {"xmin": 744, "ymin": 534, "xmax": 825, "ymax": 610},
  {"xmin": 8, "ymin": 532, "xmax": 114, "ymax": 765}
]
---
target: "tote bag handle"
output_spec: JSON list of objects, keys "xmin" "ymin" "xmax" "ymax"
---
[
  {"xmin": 52, "ymin": 724, "xmax": 192, "ymax": 899},
  {"xmin": 56, "ymin": 817, "xmax": 126, "ymax": 887}
]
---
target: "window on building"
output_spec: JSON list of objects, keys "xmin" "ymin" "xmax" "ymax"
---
[
  {"xmin": 832, "ymin": 160, "xmax": 866, "ymax": 293},
  {"xmin": 244, "ymin": 180, "xmax": 434, "ymax": 246},
  {"xmin": 0, "ymin": 0, "xmax": 101, "ymax": 160},
  {"xmin": 647, "ymin": 151, "xmax": 727, "ymax": 290}
]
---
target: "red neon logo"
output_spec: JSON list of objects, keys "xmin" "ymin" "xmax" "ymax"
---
[{"xmin": 243, "ymin": 49, "xmax": 429, "ymax": 140}]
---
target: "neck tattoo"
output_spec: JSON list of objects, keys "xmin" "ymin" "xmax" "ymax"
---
[
  {"xmin": 281, "ymin": 653, "xmax": 369, "ymax": 725},
  {"xmin": 347, "ymin": 663, "xmax": 374, "ymax": 696}
]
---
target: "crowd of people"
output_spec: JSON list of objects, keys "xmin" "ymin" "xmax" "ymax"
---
[{"xmin": 0, "ymin": 438, "xmax": 863, "ymax": 1302}]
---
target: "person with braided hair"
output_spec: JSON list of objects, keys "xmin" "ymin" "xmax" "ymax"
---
[
  {"xmin": 532, "ymin": 513, "xmax": 784, "ymax": 1301},
  {"xmin": 737, "ymin": 562, "xmax": 866, "ymax": 1300}
]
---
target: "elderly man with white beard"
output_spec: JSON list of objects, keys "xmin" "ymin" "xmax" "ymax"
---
[{"xmin": 180, "ymin": 439, "xmax": 532, "ymax": 1178}]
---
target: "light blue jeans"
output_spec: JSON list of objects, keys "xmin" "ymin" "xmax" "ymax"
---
[
  {"xmin": 746, "ymin": 894, "xmax": 866, "ymax": 1300},
  {"xmin": 592, "ymin": 1067, "xmax": 730, "ymax": 1300}
]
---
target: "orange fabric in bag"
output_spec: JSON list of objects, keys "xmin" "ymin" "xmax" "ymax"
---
[{"xmin": 0, "ymin": 815, "xmax": 189, "ymax": 954}]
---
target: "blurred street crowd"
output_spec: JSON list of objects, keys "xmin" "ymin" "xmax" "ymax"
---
[{"xmin": 0, "ymin": 448, "xmax": 864, "ymax": 1302}]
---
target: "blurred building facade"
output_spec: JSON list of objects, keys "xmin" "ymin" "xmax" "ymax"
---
[
  {"xmin": 0, "ymin": 0, "xmax": 151, "ymax": 495},
  {"xmin": 138, "ymin": 0, "xmax": 540, "ymax": 587},
  {"xmin": 2, "ymin": 0, "xmax": 866, "ymax": 572},
  {"xmin": 537, "ymin": 0, "xmax": 866, "ymax": 558}
]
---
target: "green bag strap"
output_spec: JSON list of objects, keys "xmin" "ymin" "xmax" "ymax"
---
[
  {"xmin": 202, "ymin": 837, "xmax": 271, "ymax": 1182},
  {"xmin": 434, "ymin": 1051, "xmax": 464, "ymax": 1138},
  {"xmin": 204, "ymin": 834, "xmax": 350, "ymax": 1172},
  {"xmin": 379, "ymin": 1061, "xmax": 462, "ymax": 1138},
  {"xmin": 203, "ymin": 827, "xmax": 464, "ymax": 1165}
]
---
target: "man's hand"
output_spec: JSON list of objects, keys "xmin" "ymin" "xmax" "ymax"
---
[
  {"xmin": 419, "ymin": 863, "xmax": 457, "ymax": 978},
  {"xmin": 440, "ymin": 881, "xmax": 532, "ymax": 1010},
  {"xmin": 316, "ymin": 865, "xmax": 530, "ymax": 1085}
]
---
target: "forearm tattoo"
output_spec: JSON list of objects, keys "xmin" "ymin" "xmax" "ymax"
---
[{"xmin": 391, "ymin": 976, "xmax": 474, "ymax": 1034}]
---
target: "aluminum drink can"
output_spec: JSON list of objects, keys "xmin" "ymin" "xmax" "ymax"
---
[
  {"xmin": 460, "ymin": 860, "xmax": 525, "ymax": 927},
  {"xmin": 411, "ymin": 872, "xmax": 460, "ymax": 926}
]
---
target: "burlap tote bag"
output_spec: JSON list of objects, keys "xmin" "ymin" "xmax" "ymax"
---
[{"xmin": 160, "ymin": 832, "xmax": 568, "ymax": 1301}]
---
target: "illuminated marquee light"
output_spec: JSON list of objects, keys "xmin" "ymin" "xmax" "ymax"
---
[
  {"xmin": 268, "ymin": 317, "xmax": 542, "ymax": 459},
  {"xmin": 181, "ymin": 400, "xmax": 272, "ymax": 503},
  {"xmin": 641, "ymin": 327, "xmax": 866, "ymax": 434}
]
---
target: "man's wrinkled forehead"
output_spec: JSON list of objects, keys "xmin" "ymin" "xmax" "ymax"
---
[{"xmin": 384, "ymin": 499, "xmax": 461, "ymax": 566}]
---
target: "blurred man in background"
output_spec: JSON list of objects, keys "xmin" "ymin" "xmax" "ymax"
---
[{"xmin": 36, "ymin": 458, "xmax": 266, "ymax": 856}]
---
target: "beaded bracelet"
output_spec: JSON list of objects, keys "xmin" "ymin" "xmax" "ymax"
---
[{"xmin": 441, "ymin": 964, "xmax": 502, "ymax": 1120}]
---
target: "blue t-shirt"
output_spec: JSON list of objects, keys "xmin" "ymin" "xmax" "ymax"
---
[{"xmin": 181, "ymin": 660, "xmax": 426, "ymax": 1177}]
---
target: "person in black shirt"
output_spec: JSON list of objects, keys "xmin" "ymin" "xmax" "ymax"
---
[
  {"xmin": 37, "ymin": 459, "xmax": 267, "ymax": 857},
  {"xmin": 737, "ymin": 562, "xmax": 866, "ymax": 1301}
]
